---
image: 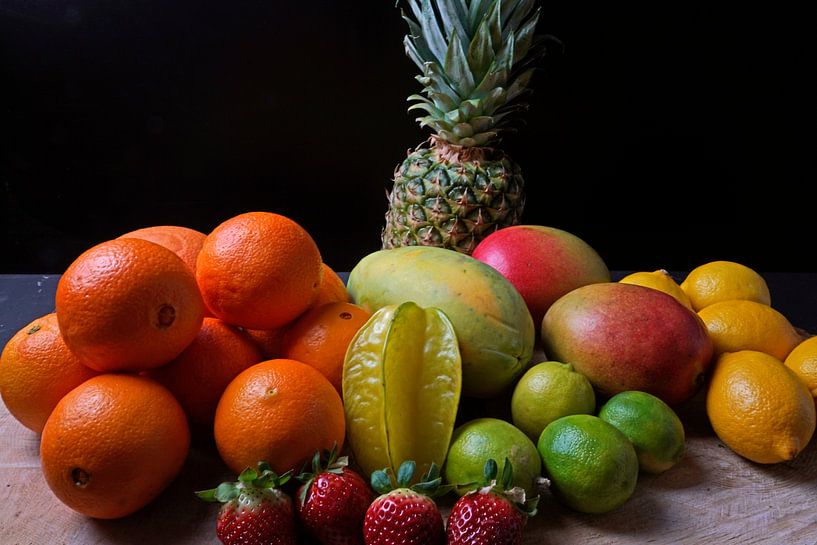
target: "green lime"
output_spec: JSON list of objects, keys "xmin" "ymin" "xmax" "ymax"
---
[
  {"xmin": 511, "ymin": 361, "xmax": 596, "ymax": 441},
  {"xmin": 537, "ymin": 414, "xmax": 638, "ymax": 514},
  {"xmin": 444, "ymin": 417, "xmax": 541, "ymax": 497},
  {"xmin": 598, "ymin": 391, "xmax": 685, "ymax": 474}
]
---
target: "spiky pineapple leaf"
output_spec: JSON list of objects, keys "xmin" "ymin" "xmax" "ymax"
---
[
  {"xmin": 506, "ymin": 67, "xmax": 536, "ymax": 101},
  {"xmin": 467, "ymin": 19, "xmax": 495, "ymax": 84},
  {"xmin": 495, "ymin": 32, "xmax": 515, "ymax": 71},
  {"xmin": 452, "ymin": 123, "xmax": 474, "ymax": 137},
  {"xmin": 470, "ymin": 115, "xmax": 495, "ymax": 133},
  {"xmin": 407, "ymin": 97, "xmax": 445, "ymax": 118},
  {"xmin": 472, "ymin": 63, "xmax": 507, "ymax": 99},
  {"xmin": 429, "ymin": 91, "xmax": 459, "ymax": 112},
  {"xmin": 512, "ymin": 8, "xmax": 540, "ymax": 63},
  {"xmin": 437, "ymin": 0, "xmax": 469, "ymax": 42},
  {"xmin": 404, "ymin": 37, "xmax": 427, "ymax": 71},
  {"xmin": 481, "ymin": 87, "xmax": 508, "ymax": 115},
  {"xmin": 468, "ymin": 0, "xmax": 493, "ymax": 34},
  {"xmin": 485, "ymin": 0, "xmax": 502, "ymax": 52},
  {"xmin": 402, "ymin": 9, "xmax": 435, "ymax": 69},
  {"xmin": 505, "ymin": 0, "xmax": 536, "ymax": 36},
  {"xmin": 445, "ymin": 30, "xmax": 475, "ymax": 97},
  {"xmin": 469, "ymin": 131, "xmax": 498, "ymax": 146},
  {"xmin": 421, "ymin": 62, "xmax": 463, "ymax": 101},
  {"xmin": 458, "ymin": 98, "xmax": 482, "ymax": 119},
  {"xmin": 418, "ymin": 0, "xmax": 448, "ymax": 65}
]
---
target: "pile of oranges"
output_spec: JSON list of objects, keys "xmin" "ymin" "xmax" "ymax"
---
[{"xmin": 0, "ymin": 211, "xmax": 371, "ymax": 519}]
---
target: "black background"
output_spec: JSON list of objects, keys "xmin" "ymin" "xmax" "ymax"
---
[{"xmin": 1, "ymin": 2, "xmax": 815, "ymax": 273}]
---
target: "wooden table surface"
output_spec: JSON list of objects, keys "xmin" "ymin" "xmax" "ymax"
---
[{"xmin": 2, "ymin": 273, "xmax": 817, "ymax": 544}]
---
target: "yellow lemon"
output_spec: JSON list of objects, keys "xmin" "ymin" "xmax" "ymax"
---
[
  {"xmin": 706, "ymin": 350, "xmax": 815, "ymax": 464},
  {"xmin": 697, "ymin": 299, "xmax": 801, "ymax": 360},
  {"xmin": 619, "ymin": 270, "xmax": 692, "ymax": 309},
  {"xmin": 785, "ymin": 336, "xmax": 817, "ymax": 398},
  {"xmin": 680, "ymin": 260, "xmax": 771, "ymax": 311}
]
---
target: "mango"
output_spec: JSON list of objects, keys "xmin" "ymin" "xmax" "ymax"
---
[
  {"xmin": 541, "ymin": 282, "xmax": 713, "ymax": 406},
  {"xmin": 347, "ymin": 247, "xmax": 534, "ymax": 398},
  {"xmin": 473, "ymin": 225, "xmax": 611, "ymax": 328}
]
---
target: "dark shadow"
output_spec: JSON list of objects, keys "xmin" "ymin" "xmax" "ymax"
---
[{"xmin": 91, "ymin": 447, "xmax": 231, "ymax": 544}]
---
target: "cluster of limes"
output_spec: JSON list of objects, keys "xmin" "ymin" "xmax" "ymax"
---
[
  {"xmin": 0, "ymin": 213, "xmax": 374, "ymax": 519},
  {"xmin": 439, "ymin": 364, "xmax": 684, "ymax": 515},
  {"xmin": 623, "ymin": 261, "xmax": 816, "ymax": 465}
]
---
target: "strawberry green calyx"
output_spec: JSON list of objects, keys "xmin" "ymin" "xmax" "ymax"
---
[
  {"xmin": 295, "ymin": 443, "xmax": 349, "ymax": 506},
  {"xmin": 475, "ymin": 458, "xmax": 538, "ymax": 516},
  {"xmin": 371, "ymin": 460, "xmax": 454, "ymax": 499},
  {"xmin": 196, "ymin": 461, "xmax": 292, "ymax": 503}
]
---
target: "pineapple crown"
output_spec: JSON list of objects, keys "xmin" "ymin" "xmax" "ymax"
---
[{"xmin": 400, "ymin": 0, "xmax": 555, "ymax": 147}]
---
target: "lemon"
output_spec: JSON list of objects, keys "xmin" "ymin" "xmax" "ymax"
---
[
  {"xmin": 707, "ymin": 350, "xmax": 815, "ymax": 464},
  {"xmin": 785, "ymin": 336, "xmax": 817, "ymax": 398},
  {"xmin": 619, "ymin": 270, "xmax": 692, "ymax": 309},
  {"xmin": 680, "ymin": 260, "xmax": 771, "ymax": 311},
  {"xmin": 343, "ymin": 301, "xmax": 461, "ymax": 481},
  {"xmin": 598, "ymin": 391, "xmax": 685, "ymax": 474},
  {"xmin": 511, "ymin": 361, "xmax": 596, "ymax": 442},
  {"xmin": 697, "ymin": 299, "xmax": 802, "ymax": 360},
  {"xmin": 443, "ymin": 418, "xmax": 542, "ymax": 497},
  {"xmin": 537, "ymin": 414, "xmax": 638, "ymax": 514}
]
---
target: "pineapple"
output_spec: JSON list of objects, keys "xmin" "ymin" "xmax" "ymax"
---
[{"xmin": 382, "ymin": 0, "xmax": 549, "ymax": 254}]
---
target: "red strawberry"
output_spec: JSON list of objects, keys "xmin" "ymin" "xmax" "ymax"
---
[
  {"xmin": 363, "ymin": 461, "xmax": 451, "ymax": 545},
  {"xmin": 446, "ymin": 458, "xmax": 539, "ymax": 545},
  {"xmin": 197, "ymin": 461, "xmax": 296, "ymax": 545},
  {"xmin": 296, "ymin": 445, "xmax": 372, "ymax": 545}
]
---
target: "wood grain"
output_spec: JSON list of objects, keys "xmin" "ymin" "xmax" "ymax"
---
[{"xmin": 2, "ymin": 387, "xmax": 817, "ymax": 544}]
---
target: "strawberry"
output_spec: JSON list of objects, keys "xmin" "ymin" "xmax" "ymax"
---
[
  {"xmin": 296, "ymin": 445, "xmax": 372, "ymax": 545},
  {"xmin": 363, "ymin": 460, "xmax": 451, "ymax": 545},
  {"xmin": 446, "ymin": 458, "xmax": 539, "ymax": 545},
  {"xmin": 197, "ymin": 461, "xmax": 296, "ymax": 545}
]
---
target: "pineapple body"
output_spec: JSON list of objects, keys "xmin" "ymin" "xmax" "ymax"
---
[
  {"xmin": 382, "ymin": 0, "xmax": 549, "ymax": 253},
  {"xmin": 382, "ymin": 140, "xmax": 524, "ymax": 254}
]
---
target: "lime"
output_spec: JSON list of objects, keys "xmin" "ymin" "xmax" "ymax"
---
[
  {"xmin": 444, "ymin": 418, "xmax": 541, "ymax": 497},
  {"xmin": 511, "ymin": 361, "xmax": 596, "ymax": 441},
  {"xmin": 537, "ymin": 414, "xmax": 638, "ymax": 514},
  {"xmin": 598, "ymin": 391, "xmax": 685, "ymax": 474}
]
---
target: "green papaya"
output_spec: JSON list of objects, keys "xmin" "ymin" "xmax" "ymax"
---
[{"xmin": 347, "ymin": 246, "xmax": 534, "ymax": 397}]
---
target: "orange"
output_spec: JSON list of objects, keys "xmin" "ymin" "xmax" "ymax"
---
[
  {"xmin": 784, "ymin": 336, "xmax": 817, "ymax": 398},
  {"xmin": 706, "ymin": 350, "xmax": 815, "ymax": 464},
  {"xmin": 312, "ymin": 263, "xmax": 350, "ymax": 308},
  {"xmin": 149, "ymin": 317, "xmax": 263, "ymax": 431},
  {"xmin": 40, "ymin": 374, "xmax": 190, "ymax": 519},
  {"xmin": 118, "ymin": 225, "xmax": 206, "ymax": 274},
  {"xmin": 55, "ymin": 238, "xmax": 205, "ymax": 372},
  {"xmin": 281, "ymin": 302, "xmax": 371, "ymax": 392},
  {"xmin": 0, "ymin": 313, "xmax": 99, "ymax": 433},
  {"xmin": 196, "ymin": 212, "xmax": 323, "ymax": 329},
  {"xmin": 214, "ymin": 359, "xmax": 345, "ymax": 475},
  {"xmin": 697, "ymin": 299, "xmax": 802, "ymax": 360},
  {"xmin": 244, "ymin": 327, "xmax": 288, "ymax": 360}
]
